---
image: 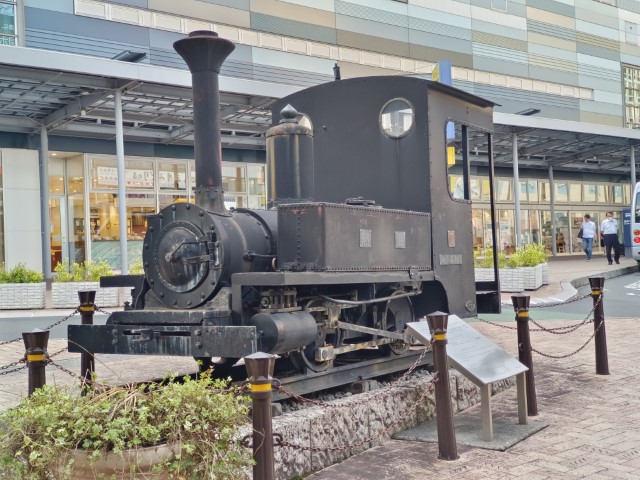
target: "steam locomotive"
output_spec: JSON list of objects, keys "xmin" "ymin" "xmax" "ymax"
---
[{"xmin": 68, "ymin": 31, "xmax": 501, "ymax": 373}]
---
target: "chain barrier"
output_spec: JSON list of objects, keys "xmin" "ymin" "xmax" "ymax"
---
[
  {"xmin": 275, "ymin": 344, "xmax": 433, "ymax": 409},
  {"xmin": 0, "ymin": 308, "xmax": 80, "ymax": 373},
  {"xmin": 531, "ymin": 318, "xmax": 605, "ymax": 360},
  {"xmin": 272, "ymin": 373, "xmax": 439, "ymax": 453},
  {"xmin": 527, "ymin": 292, "xmax": 592, "ymax": 309}
]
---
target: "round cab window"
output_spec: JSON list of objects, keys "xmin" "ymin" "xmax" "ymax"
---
[{"xmin": 380, "ymin": 99, "xmax": 414, "ymax": 138}]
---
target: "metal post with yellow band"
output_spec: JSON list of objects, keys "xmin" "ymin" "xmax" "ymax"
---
[
  {"xmin": 426, "ymin": 311, "xmax": 458, "ymax": 461},
  {"xmin": 244, "ymin": 351, "xmax": 276, "ymax": 480},
  {"xmin": 22, "ymin": 328, "xmax": 50, "ymax": 396},
  {"xmin": 512, "ymin": 293, "xmax": 538, "ymax": 416},
  {"xmin": 77, "ymin": 290, "xmax": 97, "ymax": 392},
  {"xmin": 589, "ymin": 276, "xmax": 609, "ymax": 375}
]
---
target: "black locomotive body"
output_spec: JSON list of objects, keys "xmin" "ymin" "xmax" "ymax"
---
[{"xmin": 68, "ymin": 31, "xmax": 500, "ymax": 373}]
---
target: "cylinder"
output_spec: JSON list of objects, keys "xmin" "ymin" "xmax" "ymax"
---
[
  {"xmin": 249, "ymin": 311, "xmax": 318, "ymax": 354},
  {"xmin": 266, "ymin": 105, "xmax": 315, "ymax": 208}
]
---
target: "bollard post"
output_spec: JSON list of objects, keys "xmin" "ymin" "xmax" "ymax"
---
[
  {"xmin": 244, "ymin": 352, "xmax": 276, "ymax": 480},
  {"xmin": 589, "ymin": 277, "xmax": 609, "ymax": 375},
  {"xmin": 22, "ymin": 328, "xmax": 50, "ymax": 396},
  {"xmin": 78, "ymin": 290, "xmax": 96, "ymax": 391},
  {"xmin": 512, "ymin": 294, "xmax": 538, "ymax": 416},
  {"xmin": 426, "ymin": 311, "xmax": 458, "ymax": 461}
]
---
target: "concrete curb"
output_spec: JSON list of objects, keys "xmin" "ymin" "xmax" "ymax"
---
[{"xmin": 559, "ymin": 264, "xmax": 639, "ymax": 302}]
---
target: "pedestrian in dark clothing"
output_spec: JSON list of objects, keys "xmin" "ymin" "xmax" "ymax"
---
[{"xmin": 600, "ymin": 211, "xmax": 621, "ymax": 265}]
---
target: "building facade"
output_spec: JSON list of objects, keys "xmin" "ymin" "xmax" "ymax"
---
[{"xmin": 0, "ymin": 0, "xmax": 639, "ymax": 274}]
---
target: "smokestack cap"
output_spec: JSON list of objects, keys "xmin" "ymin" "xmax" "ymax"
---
[{"xmin": 173, "ymin": 30, "xmax": 235, "ymax": 74}]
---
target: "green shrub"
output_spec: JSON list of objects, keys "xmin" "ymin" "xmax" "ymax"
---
[
  {"xmin": 53, "ymin": 260, "xmax": 114, "ymax": 282},
  {"xmin": 129, "ymin": 260, "xmax": 144, "ymax": 275},
  {"xmin": 474, "ymin": 248, "xmax": 507, "ymax": 268},
  {"xmin": 0, "ymin": 263, "xmax": 44, "ymax": 284},
  {"xmin": 0, "ymin": 372, "xmax": 252, "ymax": 479},
  {"xmin": 509, "ymin": 243, "xmax": 549, "ymax": 267}
]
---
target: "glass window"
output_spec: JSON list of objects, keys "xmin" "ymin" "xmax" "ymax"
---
[
  {"xmin": 472, "ymin": 208, "xmax": 484, "ymax": 250},
  {"xmin": 613, "ymin": 185, "xmax": 623, "ymax": 204},
  {"xmin": 91, "ymin": 156, "xmax": 118, "ymax": 190},
  {"xmin": 597, "ymin": 185, "xmax": 608, "ymax": 203},
  {"xmin": 0, "ymin": 1, "xmax": 16, "ymax": 46},
  {"xmin": 66, "ymin": 154, "xmax": 85, "ymax": 195},
  {"xmin": 247, "ymin": 164, "xmax": 265, "ymax": 196},
  {"xmin": 555, "ymin": 183, "xmax": 568, "ymax": 202},
  {"xmin": 379, "ymin": 98, "xmax": 414, "ymax": 138},
  {"xmin": 624, "ymin": 184, "xmax": 631, "ymax": 205},
  {"xmin": 49, "ymin": 158, "xmax": 65, "ymax": 195},
  {"xmin": 159, "ymin": 194, "xmax": 187, "ymax": 210},
  {"xmin": 158, "ymin": 162, "xmax": 186, "ymax": 191},
  {"xmin": 496, "ymin": 179, "xmax": 513, "ymax": 202},
  {"xmin": 481, "ymin": 178, "xmax": 491, "ymax": 201},
  {"xmin": 518, "ymin": 181, "xmax": 528, "ymax": 202},
  {"xmin": 539, "ymin": 181, "xmax": 550, "ymax": 202},
  {"xmin": 223, "ymin": 165, "xmax": 246, "ymax": 193},
  {"xmin": 583, "ymin": 184, "xmax": 596, "ymax": 202},
  {"xmin": 498, "ymin": 209, "xmax": 514, "ymax": 253},
  {"xmin": 569, "ymin": 183, "xmax": 581, "ymax": 202},
  {"xmin": 529, "ymin": 209, "xmax": 541, "ymax": 244},
  {"xmin": 527, "ymin": 180, "xmax": 538, "ymax": 202},
  {"xmin": 125, "ymin": 159, "xmax": 154, "ymax": 190},
  {"xmin": 470, "ymin": 177, "xmax": 481, "ymax": 201}
]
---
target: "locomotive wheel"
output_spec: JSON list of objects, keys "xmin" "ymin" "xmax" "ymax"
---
[
  {"xmin": 380, "ymin": 292, "xmax": 413, "ymax": 356},
  {"xmin": 289, "ymin": 325, "xmax": 335, "ymax": 373}
]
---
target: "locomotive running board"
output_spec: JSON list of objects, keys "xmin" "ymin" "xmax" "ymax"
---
[{"xmin": 272, "ymin": 349, "xmax": 432, "ymax": 401}]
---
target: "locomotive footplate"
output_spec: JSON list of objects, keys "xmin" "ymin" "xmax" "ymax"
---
[{"xmin": 68, "ymin": 324, "xmax": 256, "ymax": 357}]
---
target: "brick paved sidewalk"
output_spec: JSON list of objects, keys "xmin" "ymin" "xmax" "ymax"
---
[{"xmin": 309, "ymin": 316, "xmax": 640, "ymax": 479}]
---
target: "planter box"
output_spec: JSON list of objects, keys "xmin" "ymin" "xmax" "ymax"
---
[
  {"xmin": 541, "ymin": 262, "xmax": 549, "ymax": 285},
  {"xmin": 0, "ymin": 283, "xmax": 46, "ymax": 309},
  {"xmin": 498, "ymin": 268, "xmax": 524, "ymax": 292},
  {"xmin": 522, "ymin": 264, "xmax": 544, "ymax": 290},
  {"xmin": 52, "ymin": 282, "xmax": 120, "ymax": 309}
]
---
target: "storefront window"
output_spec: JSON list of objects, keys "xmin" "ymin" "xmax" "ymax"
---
[
  {"xmin": 158, "ymin": 161, "xmax": 186, "ymax": 190},
  {"xmin": 527, "ymin": 180, "xmax": 539, "ymax": 202},
  {"xmin": 613, "ymin": 185, "xmax": 623, "ymax": 204},
  {"xmin": 223, "ymin": 165, "xmax": 245, "ymax": 193},
  {"xmin": 539, "ymin": 181, "xmax": 550, "ymax": 202},
  {"xmin": 498, "ymin": 209, "xmax": 514, "ymax": 253},
  {"xmin": 470, "ymin": 177, "xmax": 482, "ymax": 201},
  {"xmin": 529, "ymin": 209, "xmax": 541, "ymax": 244},
  {"xmin": 49, "ymin": 158, "xmax": 65, "ymax": 194},
  {"xmin": 481, "ymin": 179, "xmax": 491, "ymax": 201},
  {"xmin": 597, "ymin": 185, "xmax": 608, "ymax": 203},
  {"xmin": 496, "ymin": 179, "xmax": 513, "ymax": 202},
  {"xmin": 472, "ymin": 209, "xmax": 484, "ymax": 250},
  {"xmin": 159, "ymin": 194, "xmax": 187, "ymax": 210},
  {"xmin": 583, "ymin": 184, "xmax": 596, "ymax": 202},
  {"xmin": 91, "ymin": 156, "xmax": 118, "ymax": 190},
  {"xmin": 555, "ymin": 183, "xmax": 568, "ymax": 202},
  {"xmin": 518, "ymin": 181, "xmax": 527, "ymax": 202},
  {"xmin": 569, "ymin": 184, "xmax": 581, "ymax": 203},
  {"xmin": 0, "ymin": 1, "xmax": 16, "ymax": 46},
  {"xmin": 125, "ymin": 159, "xmax": 154, "ymax": 190}
]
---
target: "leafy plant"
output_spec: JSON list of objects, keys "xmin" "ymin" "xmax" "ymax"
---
[
  {"xmin": 474, "ymin": 248, "xmax": 507, "ymax": 268},
  {"xmin": 53, "ymin": 260, "xmax": 114, "ymax": 282},
  {"xmin": 129, "ymin": 260, "xmax": 144, "ymax": 275},
  {"xmin": 0, "ymin": 263, "xmax": 44, "ymax": 284},
  {"xmin": 0, "ymin": 372, "xmax": 252, "ymax": 479},
  {"xmin": 508, "ymin": 243, "xmax": 549, "ymax": 267}
]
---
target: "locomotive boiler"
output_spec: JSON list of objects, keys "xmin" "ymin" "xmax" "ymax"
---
[{"xmin": 68, "ymin": 31, "xmax": 501, "ymax": 373}]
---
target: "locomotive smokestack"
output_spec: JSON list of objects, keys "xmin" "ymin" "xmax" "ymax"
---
[{"xmin": 174, "ymin": 30, "xmax": 235, "ymax": 213}]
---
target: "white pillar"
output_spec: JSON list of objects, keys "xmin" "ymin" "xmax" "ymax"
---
[
  {"xmin": 548, "ymin": 161, "xmax": 556, "ymax": 257},
  {"xmin": 513, "ymin": 133, "xmax": 521, "ymax": 248},
  {"xmin": 632, "ymin": 146, "xmax": 637, "ymax": 185},
  {"xmin": 39, "ymin": 126, "xmax": 52, "ymax": 279},
  {"xmin": 115, "ymin": 89, "xmax": 128, "ymax": 274}
]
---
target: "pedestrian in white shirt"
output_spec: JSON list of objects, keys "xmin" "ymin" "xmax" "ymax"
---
[
  {"xmin": 600, "ymin": 212, "xmax": 620, "ymax": 265},
  {"xmin": 580, "ymin": 214, "xmax": 596, "ymax": 261}
]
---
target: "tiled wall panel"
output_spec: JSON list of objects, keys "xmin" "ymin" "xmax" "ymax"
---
[
  {"xmin": 472, "ymin": 43, "xmax": 528, "ymax": 64},
  {"xmin": 25, "ymin": 0, "xmax": 74, "ymax": 13},
  {"xmin": 200, "ymin": 0, "xmax": 250, "ymax": 9},
  {"xmin": 527, "ymin": 0, "xmax": 575, "ymax": 18},
  {"xmin": 410, "ymin": 43, "xmax": 473, "ymax": 68},
  {"xmin": 251, "ymin": 0, "xmax": 335, "ymax": 27},
  {"xmin": 580, "ymin": 110, "xmax": 621, "ymax": 127},
  {"xmin": 409, "ymin": 6, "xmax": 471, "ymax": 30},
  {"xmin": 473, "ymin": 55, "xmax": 530, "ymax": 77},
  {"xmin": 527, "ymin": 19, "xmax": 576, "ymax": 41},
  {"xmin": 471, "ymin": 20, "xmax": 527, "ymax": 41},
  {"xmin": 409, "ymin": 17, "xmax": 471, "ymax": 40},
  {"xmin": 148, "ymin": 0, "xmax": 250, "ymax": 28},
  {"xmin": 277, "ymin": 0, "xmax": 335, "ymax": 12},
  {"xmin": 335, "ymin": 1, "xmax": 407, "ymax": 28},
  {"xmin": 251, "ymin": 13, "xmax": 337, "ymax": 44},
  {"xmin": 338, "ymin": 30, "xmax": 409, "ymax": 57},
  {"xmin": 618, "ymin": 0, "xmax": 640, "ymax": 16},
  {"xmin": 336, "ymin": 15, "xmax": 408, "ymax": 43},
  {"xmin": 411, "ymin": 30, "xmax": 471, "ymax": 55},
  {"xmin": 528, "ymin": 65, "xmax": 578, "ymax": 85}
]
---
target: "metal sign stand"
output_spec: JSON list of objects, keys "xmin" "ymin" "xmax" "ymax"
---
[{"xmin": 408, "ymin": 315, "xmax": 528, "ymax": 442}]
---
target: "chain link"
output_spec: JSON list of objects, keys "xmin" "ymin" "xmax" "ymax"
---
[
  {"xmin": 528, "ymin": 295, "xmax": 601, "ymax": 335},
  {"xmin": 0, "ymin": 359, "xmax": 26, "ymax": 376},
  {"xmin": 275, "ymin": 344, "xmax": 432, "ymax": 409},
  {"xmin": 274, "ymin": 374, "xmax": 439, "ymax": 453},
  {"xmin": 47, "ymin": 358, "xmax": 78, "ymax": 378},
  {"xmin": 531, "ymin": 318, "xmax": 605, "ymax": 359},
  {"xmin": 528, "ymin": 292, "xmax": 592, "ymax": 309}
]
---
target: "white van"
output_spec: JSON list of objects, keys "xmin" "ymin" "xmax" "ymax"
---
[{"xmin": 633, "ymin": 181, "xmax": 640, "ymax": 265}]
